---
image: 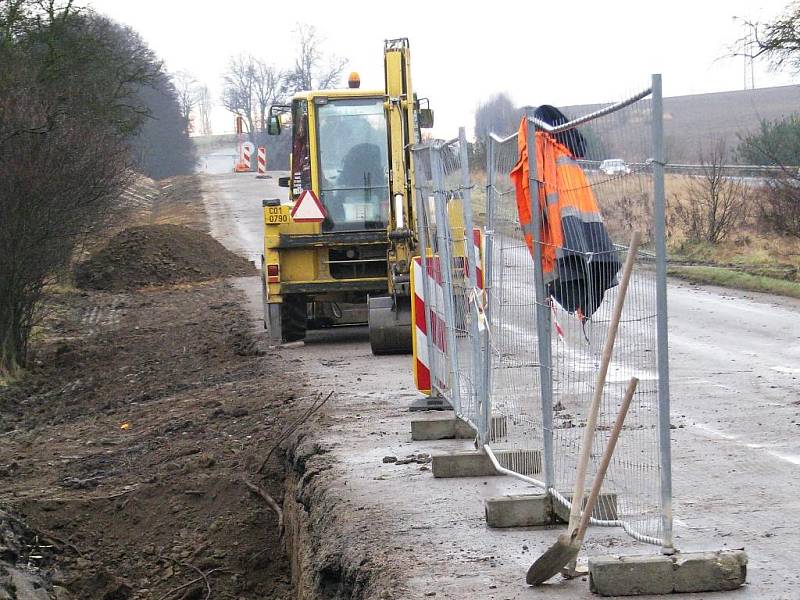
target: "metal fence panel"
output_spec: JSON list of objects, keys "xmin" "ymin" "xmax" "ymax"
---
[
  {"xmin": 413, "ymin": 145, "xmax": 453, "ymax": 406},
  {"xmin": 411, "ymin": 79, "xmax": 672, "ymax": 550},
  {"xmin": 482, "ymin": 79, "xmax": 672, "ymax": 549},
  {"xmin": 481, "ymin": 132, "xmax": 547, "ymax": 479},
  {"xmin": 412, "ymin": 136, "xmax": 486, "ymax": 437}
]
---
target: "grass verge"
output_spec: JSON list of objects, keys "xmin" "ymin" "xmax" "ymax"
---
[{"xmin": 668, "ymin": 265, "xmax": 800, "ymax": 299}]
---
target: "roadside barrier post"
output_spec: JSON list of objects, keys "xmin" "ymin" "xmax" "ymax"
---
[
  {"xmin": 257, "ymin": 146, "xmax": 267, "ymax": 178},
  {"xmin": 652, "ymin": 73, "xmax": 674, "ymax": 554},
  {"xmin": 525, "ymin": 108, "xmax": 556, "ymax": 492}
]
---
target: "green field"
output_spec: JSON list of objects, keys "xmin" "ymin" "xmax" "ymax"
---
[{"xmin": 668, "ymin": 265, "xmax": 800, "ymax": 299}]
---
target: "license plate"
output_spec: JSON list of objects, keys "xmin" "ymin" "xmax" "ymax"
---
[{"xmin": 265, "ymin": 205, "xmax": 291, "ymax": 225}]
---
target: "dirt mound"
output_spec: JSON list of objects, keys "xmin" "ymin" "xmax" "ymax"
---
[{"xmin": 75, "ymin": 224, "xmax": 256, "ymax": 290}]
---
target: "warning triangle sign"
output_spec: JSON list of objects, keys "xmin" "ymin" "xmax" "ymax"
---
[{"xmin": 290, "ymin": 190, "xmax": 327, "ymax": 223}]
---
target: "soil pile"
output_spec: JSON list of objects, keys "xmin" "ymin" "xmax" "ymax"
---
[{"xmin": 74, "ymin": 224, "xmax": 255, "ymax": 291}]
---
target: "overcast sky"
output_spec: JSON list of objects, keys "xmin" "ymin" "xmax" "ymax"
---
[{"xmin": 87, "ymin": 0, "xmax": 798, "ymax": 137}]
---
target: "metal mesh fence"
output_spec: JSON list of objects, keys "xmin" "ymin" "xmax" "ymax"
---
[
  {"xmin": 412, "ymin": 143, "xmax": 455, "ymax": 411},
  {"xmin": 481, "ymin": 133, "xmax": 545, "ymax": 478},
  {"xmin": 482, "ymin": 79, "xmax": 672, "ymax": 549},
  {"xmin": 410, "ymin": 79, "xmax": 671, "ymax": 550},
  {"xmin": 412, "ymin": 130, "xmax": 486, "ymax": 437}
]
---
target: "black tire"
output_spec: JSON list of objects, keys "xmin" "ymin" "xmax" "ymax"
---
[{"xmin": 281, "ymin": 294, "xmax": 307, "ymax": 342}]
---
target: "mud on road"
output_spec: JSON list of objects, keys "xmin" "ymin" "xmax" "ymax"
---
[{"xmin": 0, "ymin": 176, "xmax": 393, "ymax": 600}]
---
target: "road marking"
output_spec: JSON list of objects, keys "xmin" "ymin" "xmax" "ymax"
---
[
  {"xmin": 691, "ymin": 422, "xmax": 800, "ymax": 466},
  {"xmin": 692, "ymin": 423, "xmax": 735, "ymax": 440},
  {"xmin": 767, "ymin": 451, "xmax": 800, "ymax": 466}
]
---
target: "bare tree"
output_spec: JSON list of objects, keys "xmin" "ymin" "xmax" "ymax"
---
[
  {"xmin": 221, "ymin": 55, "xmax": 282, "ymax": 142},
  {"xmin": 283, "ymin": 23, "xmax": 347, "ymax": 93},
  {"xmin": 674, "ymin": 140, "xmax": 751, "ymax": 244},
  {"xmin": 252, "ymin": 59, "xmax": 281, "ymax": 133},
  {"xmin": 172, "ymin": 70, "xmax": 200, "ymax": 134},
  {"xmin": 197, "ymin": 83, "xmax": 213, "ymax": 135},
  {"xmin": 474, "ymin": 93, "xmax": 520, "ymax": 140},
  {"xmin": 221, "ymin": 54, "xmax": 256, "ymax": 140}
]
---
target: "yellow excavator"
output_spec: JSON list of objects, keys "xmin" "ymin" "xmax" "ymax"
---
[{"xmin": 261, "ymin": 38, "xmax": 435, "ymax": 354}]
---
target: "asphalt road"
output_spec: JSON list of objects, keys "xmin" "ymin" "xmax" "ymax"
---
[{"xmin": 200, "ymin": 166, "xmax": 800, "ymax": 598}]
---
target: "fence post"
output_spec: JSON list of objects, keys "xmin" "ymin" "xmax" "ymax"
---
[
  {"xmin": 413, "ymin": 148, "xmax": 439, "ymax": 400},
  {"xmin": 480, "ymin": 137, "xmax": 496, "ymax": 446},
  {"xmin": 651, "ymin": 74, "xmax": 674, "ymax": 554},
  {"xmin": 525, "ymin": 109, "xmax": 555, "ymax": 491},
  {"xmin": 457, "ymin": 128, "xmax": 485, "ymax": 442},
  {"xmin": 431, "ymin": 144, "xmax": 462, "ymax": 414}
]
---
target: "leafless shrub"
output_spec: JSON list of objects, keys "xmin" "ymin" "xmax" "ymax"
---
[
  {"xmin": 672, "ymin": 140, "xmax": 751, "ymax": 244},
  {"xmin": 601, "ymin": 188, "xmax": 654, "ymax": 245}
]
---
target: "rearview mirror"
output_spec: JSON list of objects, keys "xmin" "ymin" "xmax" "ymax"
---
[
  {"xmin": 419, "ymin": 108, "xmax": 434, "ymax": 129},
  {"xmin": 278, "ymin": 176, "xmax": 290, "ymax": 188},
  {"xmin": 267, "ymin": 115, "xmax": 281, "ymax": 135}
]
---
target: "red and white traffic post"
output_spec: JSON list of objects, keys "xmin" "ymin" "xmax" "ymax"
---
[{"xmin": 256, "ymin": 147, "xmax": 267, "ymax": 178}]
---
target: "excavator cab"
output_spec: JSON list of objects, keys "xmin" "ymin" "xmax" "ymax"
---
[{"xmin": 262, "ymin": 39, "xmax": 433, "ymax": 354}]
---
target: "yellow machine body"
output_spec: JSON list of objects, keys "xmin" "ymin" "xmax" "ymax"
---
[{"xmin": 261, "ymin": 38, "xmax": 462, "ymax": 353}]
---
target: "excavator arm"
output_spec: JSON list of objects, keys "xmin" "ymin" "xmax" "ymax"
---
[{"xmin": 367, "ymin": 38, "xmax": 432, "ymax": 354}]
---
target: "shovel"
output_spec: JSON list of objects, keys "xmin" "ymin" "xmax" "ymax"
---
[
  {"xmin": 526, "ymin": 230, "xmax": 642, "ymax": 586},
  {"xmin": 561, "ymin": 230, "xmax": 642, "ymax": 578},
  {"xmin": 526, "ymin": 376, "xmax": 639, "ymax": 585}
]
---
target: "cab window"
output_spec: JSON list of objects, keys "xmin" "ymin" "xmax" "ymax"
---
[{"xmin": 315, "ymin": 97, "xmax": 389, "ymax": 232}]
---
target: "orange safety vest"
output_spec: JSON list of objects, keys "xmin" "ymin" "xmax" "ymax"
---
[{"xmin": 509, "ymin": 118, "xmax": 620, "ymax": 320}]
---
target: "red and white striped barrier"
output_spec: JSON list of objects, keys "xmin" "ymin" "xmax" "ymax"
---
[
  {"xmin": 473, "ymin": 227, "xmax": 484, "ymax": 289},
  {"xmin": 411, "ymin": 255, "xmax": 445, "ymax": 395},
  {"xmin": 411, "ymin": 227, "xmax": 485, "ymax": 395},
  {"xmin": 242, "ymin": 145, "xmax": 251, "ymax": 170},
  {"xmin": 256, "ymin": 146, "xmax": 267, "ymax": 177}
]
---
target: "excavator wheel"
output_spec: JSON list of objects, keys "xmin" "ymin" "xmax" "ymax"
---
[
  {"xmin": 281, "ymin": 294, "xmax": 308, "ymax": 343},
  {"xmin": 368, "ymin": 295, "xmax": 412, "ymax": 355}
]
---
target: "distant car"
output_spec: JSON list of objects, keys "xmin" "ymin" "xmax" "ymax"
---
[{"xmin": 599, "ymin": 159, "xmax": 631, "ymax": 176}]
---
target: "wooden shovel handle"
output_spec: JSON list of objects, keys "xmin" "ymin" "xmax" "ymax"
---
[
  {"xmin": 577, "ymin": 376, "xmax": 639, "ymax": 538},
  {"xmin": 566, "ymin": 231, "xmax": 642, "ymax": 535}
]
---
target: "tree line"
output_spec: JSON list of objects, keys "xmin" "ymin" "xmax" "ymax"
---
[{"xmin": 0, "ymin": 0, "xmax": 196, "ymax": 374}]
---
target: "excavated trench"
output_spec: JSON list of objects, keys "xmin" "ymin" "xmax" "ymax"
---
[{"xmin": 280, "ymin": 432, "xmax": 397, "ymax": 600}]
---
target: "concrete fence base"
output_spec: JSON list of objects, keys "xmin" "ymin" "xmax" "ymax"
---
[
  {"xmin": 411, "ymin": 414, "xmax": 507, "ymax": 441},
  {"xmin": 485, "ymin": 492, "xmax": 619, "ymax": 528},
  {"xmin": 432, "ymin": 449, "xmax": 542, "ymax": 478},
  {"xmin": 589, "ymin": 550, "xmax": 747, "ymax": 596}
]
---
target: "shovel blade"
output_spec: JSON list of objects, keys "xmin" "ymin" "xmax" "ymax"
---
[{"xmin": 526, "ymin": 534, "xmax": 580, "ymax": 586}]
